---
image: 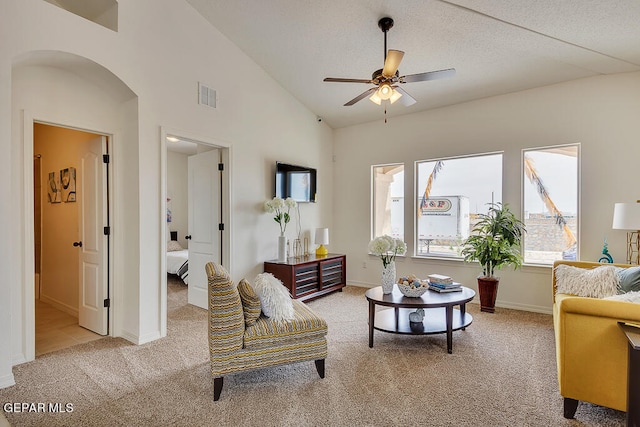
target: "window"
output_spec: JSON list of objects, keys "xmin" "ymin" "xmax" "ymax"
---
[
  {"xmin": 372, "ymin": 164, "xmax": 404, "ymax": 241},
  {"xmin": 415, "ymin": 153, "xmax": 503, "ymax": 257},
  {"xmin": 523, "ymin": 145, "xmax": 579, "ymax": 264}
]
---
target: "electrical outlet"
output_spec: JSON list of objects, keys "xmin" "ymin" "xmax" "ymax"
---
[{"xmin": 362, "ymin": 261, "xmax": 367, "ymax": 269}]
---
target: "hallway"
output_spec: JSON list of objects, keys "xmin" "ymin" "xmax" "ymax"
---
[{"xmin": 35, "ymin": 300, "xmax": 102, "ymax": 356}]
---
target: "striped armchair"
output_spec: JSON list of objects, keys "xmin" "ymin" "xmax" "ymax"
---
[{"xmin": 206, "ymin": 262, "xmax": 328, "ymax": 400}]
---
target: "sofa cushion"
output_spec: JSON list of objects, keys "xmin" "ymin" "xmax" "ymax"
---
[
  {"xmin": 617, "ymin": 266, "xmax": 640, "ymax": 293},
  {"xmin": 205, "ymin": 262, "xmax": 244, "ymax": 354},
  {"xmin": 554, "ymin": 264, "xmax": 618, "ymax": 298},
  {"xmin": 605, "ymin": 290, "xmax": 640, "ymax": 303},
  {"xmin": 252, "ymin": 273, "xmax": 294, "ymax": 321},
  {"xmin": 238, "ymin": 278, "xmax": 261, "ymax": 327},
  {"xmin": 244, "ymin": 299, "xmax": 328, "ymax": 349}
]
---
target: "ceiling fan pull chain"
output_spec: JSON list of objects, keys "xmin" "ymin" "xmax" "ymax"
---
[{"xmin": 384, "ymin": 105, "xmax": 387, "ymax": 123}]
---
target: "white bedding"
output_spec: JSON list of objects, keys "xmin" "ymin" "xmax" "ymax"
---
[{"xmin": 167, "ymin": 249, "xmax": 189, "ymax": 284}]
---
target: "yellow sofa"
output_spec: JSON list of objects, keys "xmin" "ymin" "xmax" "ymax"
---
[{"xmin": 552, "ymin": 260, "xmax": 639, "ymax": 418}]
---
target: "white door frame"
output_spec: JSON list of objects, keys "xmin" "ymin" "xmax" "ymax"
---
[
  {"xmin": 22, "ymin": 111, "xmax": 114, "ymax": 362},
  {"xmin": 160, "ymin": 127, "xmax": 231, "ymax": 337}
]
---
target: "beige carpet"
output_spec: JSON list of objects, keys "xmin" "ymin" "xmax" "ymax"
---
[{"xmin": 0, "ymin": 276, "xmax": 626, "ymax": 426}]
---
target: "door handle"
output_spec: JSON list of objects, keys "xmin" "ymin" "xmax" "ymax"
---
[
  {"xmin": 185, "ymin": 235, "xmax": 192, "ymax": 240},
  {"xmin": 73, "ymin": 241, "xmax": 83, "ymax": 247}
]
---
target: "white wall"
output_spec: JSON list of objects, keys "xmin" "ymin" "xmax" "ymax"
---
[
  {"xmin": 333, "ymin": 72, "xmax": 640, "ymax": 314},
  {"xmin": 167, "ymin": 151, "xmax": 188, "ymax": 249},
  {"xmin": 0, "ymin": 0, "xmax": 333, "ymax": 386},
  {"xmin": 0, "ymin": 19, "xmax": 13, "ymax": 389}
]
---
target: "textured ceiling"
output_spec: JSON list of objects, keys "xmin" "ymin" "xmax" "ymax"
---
[{"xmin": 188, "ymin": 0, "xmax": 640, "ymax": 128}]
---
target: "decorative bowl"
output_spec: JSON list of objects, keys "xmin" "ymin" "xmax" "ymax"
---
[{"xmin": 397, "ymin": 281, "xmax": 429, "ymax": 298}]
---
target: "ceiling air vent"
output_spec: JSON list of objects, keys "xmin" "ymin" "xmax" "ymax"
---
[{"xmin": 198, "ymin": 82, "xmax": 217, "ymax": 108}]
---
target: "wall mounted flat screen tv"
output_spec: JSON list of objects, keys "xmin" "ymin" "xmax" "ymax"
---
[{"xmin": 275, "ymin": 162, "xmax": 317, "ymax": 203}]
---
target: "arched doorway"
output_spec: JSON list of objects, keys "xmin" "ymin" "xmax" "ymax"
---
[{"xmin": 12, "ymin": 50, "xmax": 136, "ymax": 362}]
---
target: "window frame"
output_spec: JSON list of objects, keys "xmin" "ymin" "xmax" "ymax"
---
[
  {"xmin": 521, "ymin": 143, "xmax": 581, "ymax": 266},
  {"xmin": 371, "ymin": 162, "xmax": 405, "ymax": 242},
  {"xmin": 413, "ymin": 151, "xmax": 504, "ymax": 260}
]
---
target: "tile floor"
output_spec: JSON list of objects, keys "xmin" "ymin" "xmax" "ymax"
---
[{"xmin": 35, "ymin": 299, "xmax": 103, "ymax": 356}]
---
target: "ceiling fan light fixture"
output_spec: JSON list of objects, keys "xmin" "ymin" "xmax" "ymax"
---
[
  {"xmin": 370, "ymin": 84, "xmax": 402, "ymax": 105},
  {"xmin": 369, "ymin": 91, "xmax": 382, "ymax": 105},
  {"xmin": 389, "ymin": 88, "xmax": 402, "ymax": 104},
  {"xmin": 377, "ymin": 82, "xmax": 393, "ymax": 100}
]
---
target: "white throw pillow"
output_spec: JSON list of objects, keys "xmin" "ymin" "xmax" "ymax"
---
[
  {"xmin": 604, "ymin": 290, "xmax": 640, "ymax": 303},
  {"xmin": 252, "ymin": 273, "xmax": 294, "ymax": 321},
  {"xmin": 554, "ymin": 264, "xmax": 619, "ymax": 298}
]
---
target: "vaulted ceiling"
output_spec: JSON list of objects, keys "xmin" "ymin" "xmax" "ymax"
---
[{"xmin": 187, "ymin": 0, "xmax": 640, "ymax": 129}]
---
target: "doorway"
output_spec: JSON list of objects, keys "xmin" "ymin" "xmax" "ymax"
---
[
  {"xmin": 161, "ymin": 128, "xmax": 231, "ymax": 333},
  {"xmin": 33, "ymin": 123, "xmax": 110, "ymax": 356}
]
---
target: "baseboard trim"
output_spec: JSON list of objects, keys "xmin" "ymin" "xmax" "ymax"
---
[
  {"xmin": 346, "ymin": 281, "xmax": 373, "ymax": 288},
  {"xmin": 119, "ymin": 329, "xmax": 139, "ymax": 345},
  {"xmin": 0, "ymin": 372, "xmax": 16, "ymax": 389},
  {"xmin": 494, "ymin": 301, "xmax": 552, "ymax": 315},
  {"xmin": 12, "ymin": 353, "xmax": 27, "ymax": 366},
  {"xmin": 39, "ymin": 295, "xmax": 79, "ymax": 318},
  {"xmin": 137, "ymin": 331, "xmax": 162, "ymax": 345},
  {"xmin": 120, "ymin": 329, "xmax": 162, "ymax": 345}
]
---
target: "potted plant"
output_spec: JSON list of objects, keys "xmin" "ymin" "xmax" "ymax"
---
[
  {"xmin": 460, "ymin": 202, "xmax": 525, "ymax": 313},
  {"xmin": 264, "ymin": 197, "xmax": 297, "ymax": 262},
  {"xmin": 368, "ymin": 235, "xmax": 407, "ymax": 294}
]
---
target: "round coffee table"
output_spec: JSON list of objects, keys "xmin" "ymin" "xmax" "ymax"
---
[{"xmin": 365, "ymin": 285, "xmax": 475, "ymax": 354}]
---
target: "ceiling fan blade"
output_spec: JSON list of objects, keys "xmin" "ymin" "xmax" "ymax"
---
[
  {"xmin": 382, "ymin": 50, "xmax": 404, "ymax": 78},
  {"xmin": 400, "ymin": 68, "xmax": 456, "ymax": 83},
  {"xmin": 324, "ymin": 77, "xmax": 373, "ymax": 84},
  {"xmin": 344, "ymin": 87, "xmax": 377, "ymax": 106},
  {"xmin": 393, "ymin": 86, "xmax": 417, "ymax": 106}
]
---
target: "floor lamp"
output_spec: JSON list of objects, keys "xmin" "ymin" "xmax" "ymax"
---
[{"xmin": 612, "ymin": 201, "xmax": 640, "ymax": 265}]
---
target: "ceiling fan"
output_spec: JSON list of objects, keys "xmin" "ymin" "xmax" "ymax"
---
[{"xmin": 323, "ymin": 17, "xmax": 455, "ymax": 108}]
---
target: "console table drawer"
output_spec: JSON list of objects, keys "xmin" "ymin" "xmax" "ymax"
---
[{"xmin": 264, "ymin": 254, "xmax": 346, "ymax": 302}]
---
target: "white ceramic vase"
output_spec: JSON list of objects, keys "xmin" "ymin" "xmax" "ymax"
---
[
  {"xmin": 381, "ymin": 261, "xmax": 396, "ymax": 294},
  {"xmin": 278, "ymin": 234, "xmax": 287, "ymax": 262}
]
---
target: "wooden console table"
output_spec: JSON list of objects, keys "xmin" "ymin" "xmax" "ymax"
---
[{"xmin": 264, "ymin": 253, "xmax": 346, "ymax": 302}]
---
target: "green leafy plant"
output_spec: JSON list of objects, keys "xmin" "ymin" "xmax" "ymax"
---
[{"xmin": 460, "ymin": 203, "xmax": 526, "ymax": 278}]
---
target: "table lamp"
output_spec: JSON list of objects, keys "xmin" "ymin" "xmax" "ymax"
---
[
  {"xmin": 315, "ymin": 228, "xmax": 329, "ymax": 256},
  {"xmin": 612, "ymin": 201, "xmax": 640, "ymax": 265}
]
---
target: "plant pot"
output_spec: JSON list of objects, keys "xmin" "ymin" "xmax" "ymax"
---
[{"xmin": 477, "ymin": 276, "xmax": 499, "ymax": 313}]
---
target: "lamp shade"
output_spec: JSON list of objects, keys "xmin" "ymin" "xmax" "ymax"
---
[
  {"xmin": 389, "ymin": 88, "xmax": 402, "ymax": 104},
  {"xmin": 612, "ymin": 203, "xmax": 640, "ymax": 230},
  {"xmin": 369, "ymin": 85, "xmax": 402, "ymax": 105},
  {"xmin": 377, "ymin": 83, "xmax": 393, "ymax": 100},
  {"xmin": 314, "ymin": 228, "xmax": 329, "ymax": 245}
]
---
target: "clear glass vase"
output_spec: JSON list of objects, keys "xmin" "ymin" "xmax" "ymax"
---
[{"xmin": 381, "ymin": 261, "xmax": 396, "ymax": 294}]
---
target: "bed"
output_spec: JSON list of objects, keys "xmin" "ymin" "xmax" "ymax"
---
[{"xmin": 167, "ymin": 231, "xmax": 188, "ymax": 284}]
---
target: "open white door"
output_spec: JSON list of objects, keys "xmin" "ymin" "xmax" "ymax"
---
[
  {"xmin": 78, "ymin": 136, "xmax": 108, "ymax": 335},
  {"xmin": 187, "ymin": 149, "xmax": 221, "ymax": 308}
]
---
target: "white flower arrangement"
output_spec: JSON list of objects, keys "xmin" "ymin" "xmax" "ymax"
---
[
  {"xmin": 264, "ymin": 197, "xmax": 297, "ymax": 234},
  {"xmin": 368, "ymin": 235, "xmax": 407, "ymax": 268}
]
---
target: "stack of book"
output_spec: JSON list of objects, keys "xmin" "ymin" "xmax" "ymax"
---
[{"xmin": 427, "ymin": 274, "xmax": 462, "ymax": 293}]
